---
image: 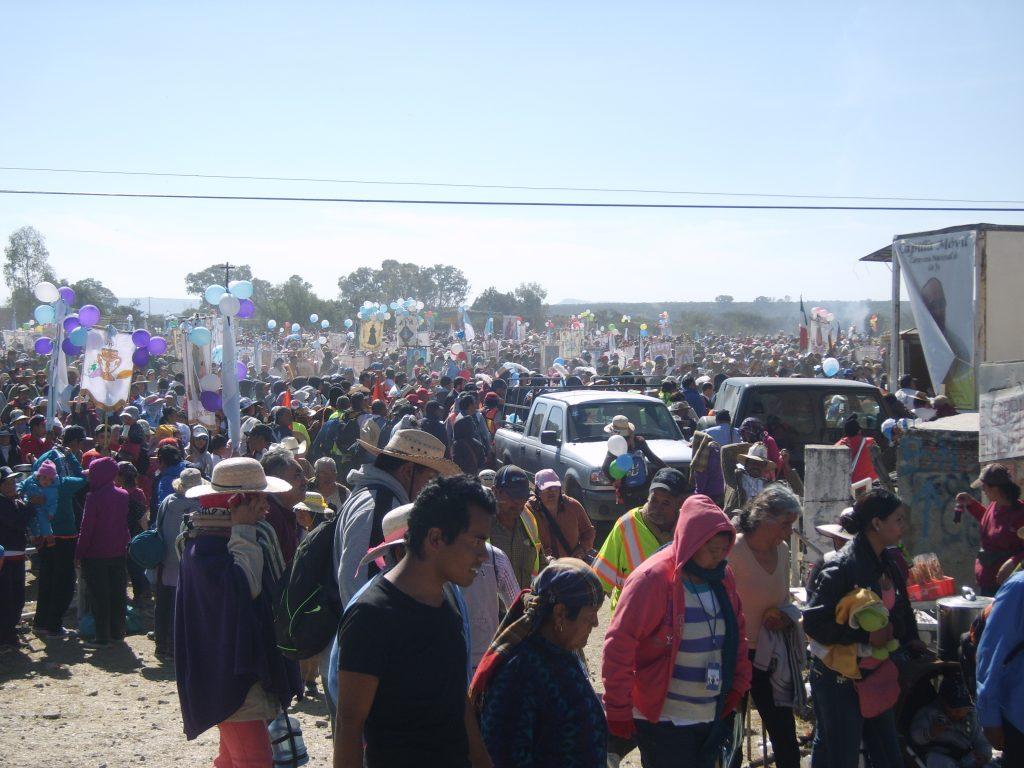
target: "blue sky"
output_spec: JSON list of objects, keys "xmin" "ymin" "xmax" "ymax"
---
[{"xmin": 1, "ymin": 2, "xmax": 1021, "ymax": 305}]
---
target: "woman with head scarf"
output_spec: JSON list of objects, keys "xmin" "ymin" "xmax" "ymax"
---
[
  {"xmin": 471, "ymin": 558, "xmax": 607, "ymax": 768},
  {"xmin": 602, "ymin": 496, "xmax": 751, "ymax": 768}
]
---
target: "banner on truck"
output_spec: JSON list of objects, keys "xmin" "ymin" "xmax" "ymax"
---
[{"xmin": 893, "ymin": 231, "xmax": 976, "ymax": 409}]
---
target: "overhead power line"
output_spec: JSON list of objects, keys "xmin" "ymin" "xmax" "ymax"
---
[
  {"xmin": 1, "ymin": 188, "xmax": 1023, "ymax": 212},
  {"xmin": 0, "ymin": 165, "xmax": 1021, "ymax": 205}
]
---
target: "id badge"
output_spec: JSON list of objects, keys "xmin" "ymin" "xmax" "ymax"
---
[{"xmin": 705, "ymin": 661, "xmax": 722, "ymax": 692}]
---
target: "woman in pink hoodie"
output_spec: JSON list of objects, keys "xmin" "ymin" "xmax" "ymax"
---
[
  {"xmin": 75, "ymin": 456, "xmax": 130, "ymax": 648},
  {"xmin": 602, "ymin": 494, "xmax": 751, "ymax": 768}
]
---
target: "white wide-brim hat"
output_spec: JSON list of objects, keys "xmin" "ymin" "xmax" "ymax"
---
[{"xmin": 186, "ymin": 457, "xmax": 292, "ymax": 498}]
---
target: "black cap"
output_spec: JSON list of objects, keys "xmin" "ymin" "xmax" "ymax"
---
[
  {"xmin": 649, "ymin": 468, "xmax": 689, "ymax": 497},
  {"xmin": 0, "ymin": 466, "xmax": 24, "ymax": 483},
  {"xmin": 493, "ymin": 465, "xmax": 531, "ymax": 500},
  {"xmin": 248, "ymin": 424, "xmax": 275, "ymax": 442},
  {"xmin": 29, "ymin": 414, "xmax": 46, "ymax": 426}
]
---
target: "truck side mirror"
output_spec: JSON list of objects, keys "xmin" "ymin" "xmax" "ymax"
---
[{"xmin": 540, "ymin": 430, "xmax": 560, "ymax": 446}]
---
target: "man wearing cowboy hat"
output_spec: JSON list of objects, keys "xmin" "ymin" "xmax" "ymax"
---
[{"xmin": 332, "ymin": 429, "xmax": 459, "ymax": 609}]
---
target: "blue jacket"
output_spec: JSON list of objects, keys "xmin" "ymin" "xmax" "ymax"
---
[
  {"xmin": 976, "ymin": 571, "xmax": 1024, "ymax": 731},
  {"xmin": 34, "ymin": 447, "xmax": 85, "ymax": 536},
  {"xmin": 20, "ymin": 476, "xmax": 59, "ymax": 537}
]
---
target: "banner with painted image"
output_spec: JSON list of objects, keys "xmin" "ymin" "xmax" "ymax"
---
[
  {"xmin": 893, "ymin": 230, "xmax": 976, "ymax": 408},
  {"xmin": 359, "ymin": 320, "xmax": 384, "ymax": 351},
  {"xmin": 81, "ymin": 330, "xmax": 135, "ymax": 410}
]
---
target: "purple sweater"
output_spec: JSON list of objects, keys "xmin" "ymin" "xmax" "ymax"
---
[{"xmin": 75, "ymin": 457, "xmax": 130, "ymax": 560}]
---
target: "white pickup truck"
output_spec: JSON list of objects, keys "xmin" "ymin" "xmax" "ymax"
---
[{"xmin": 493, "ymin": 389, "xmax": 691, "ymax": 530}]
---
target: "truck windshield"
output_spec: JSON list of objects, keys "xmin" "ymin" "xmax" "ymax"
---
[{"xmin": 568, "ymin": 402, "xmax": 681, "ymax": 442}]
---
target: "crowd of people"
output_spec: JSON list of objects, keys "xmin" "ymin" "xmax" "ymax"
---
[{"xmin": 0, "ymin": 324, "xmax": 1020, "ymax": 768}]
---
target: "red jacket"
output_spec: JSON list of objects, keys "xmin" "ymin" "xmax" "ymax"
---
[{"xmin": 602, "ymin": 495, "xmax": 752, "ymax": 723}]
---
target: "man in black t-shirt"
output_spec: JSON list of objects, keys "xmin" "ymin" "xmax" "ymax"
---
[{"xmin": 334, "ymin": 475, "xmax": 496, "ymax": 768}]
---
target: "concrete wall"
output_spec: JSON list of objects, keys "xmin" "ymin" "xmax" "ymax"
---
[
  {"xmin": 897, "ymin": 423, "xmax": 981, "ymax": 587},
  {"xmin": 802, "ymin": 445, "xmax": 852, "ymax": 558}
]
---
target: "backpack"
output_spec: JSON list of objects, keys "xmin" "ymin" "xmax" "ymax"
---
[
  {"xmin": 274, "ymin": 484, "xmax": 393, "ymax": 660},
  {"xmin": 622, "ymin": 449, "xmax": 649, "ymax": 489},
  {"xmin": 128, "ymin": 497, "xmax": 168, "ymax": 569}
]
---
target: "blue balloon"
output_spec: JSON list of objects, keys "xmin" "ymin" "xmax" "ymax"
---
[
  {"xmin": 553, "ymin": 357, "xmax": 565, "ymax": 366},
  {"xmin": 33, "ymin": 304, "xmax": 56, "ymax": 325},
  {"xmin": 613, "ymin": 453, "xmax": 634, "ymax": 473},
  {"xmin": 211, "ymin": 345, "xmax": 223, "ymax": 364},
  {"xmin": 204, "ymin": 284, "xmax": 226, "ymax": 306},
  {"xmin": 291, "ymin": 323, "xmax": 300, "ymax": 334},
  {"xmin": 321, "ymin": 319, "xmax": 330, "ymax": 329},
  {"xmin": 267, "ymin": 319, "xmax": 277, "ymax": 330},
  {"xmin": 188, "ymin": 326, "xmax": 212, "ymax": 346},
  {"xmin": 228, "ymin": 280, "xmax": 253, "ymax": 300},
  {"xmin": 69, "ymin": 326, "xmax": 88, "ymax": 346},
  {"xmin": 344, "ymin": 318, "xmax": 353, "ymax": 328}
]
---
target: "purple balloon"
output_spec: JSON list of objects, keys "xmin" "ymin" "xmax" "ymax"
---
[
  {"xmin": 79, "ymin": 304, "xmax": 101, "ymax": 327},
  {"xmin": 34, "ymin": 337, "xmax": 54, "ymax": 355},
  {"xmin": 237, "ymin": 298, "xmax": 255, "ymax": 319},
  {"xmin": 235, "ymin": 361, "xmax": 247, "ymax": 380},
  {"xmin": 132, "ymin": 348, "xmax": 150, "ymax": 367},
  {"xmin": 132, "ymin": 329, "xmax": 151, "ymax": 349},
  {"xmin": 58, "ymin": 286, "xmax": 76, "ymax": 305},
  {"xmin": 62, "ymin": 315, "xmax": 80, "ymax": 333},
  {"xmin": 200, "ymin": 390, "xmax": 222, "ymax": 412},
  {"xmin": 148, "ymin": 336, "xmax": 168, "ymax": 355},
  {"xmin": 61, "ymin": 339, "xmax": 82, "ymax": 356}
]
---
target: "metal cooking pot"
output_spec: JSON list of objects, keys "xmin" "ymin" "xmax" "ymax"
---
[{"xmin": 937, "ymin": 587, "xmax": 993, "ymax": 661}]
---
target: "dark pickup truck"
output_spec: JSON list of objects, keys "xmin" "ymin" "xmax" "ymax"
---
[{"xmin": 711, "ymin": 377, "xmax": 897, "ymax": 473}]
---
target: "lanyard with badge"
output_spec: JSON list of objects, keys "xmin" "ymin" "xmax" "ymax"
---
[{"xmin": 685, "ymin": 576, "xmax": 722, "ymax": 692}]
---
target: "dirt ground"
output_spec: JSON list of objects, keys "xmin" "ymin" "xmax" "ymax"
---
[{"xmin": 0, "ymin": 570, "xmax": 800, "ymax": 767}]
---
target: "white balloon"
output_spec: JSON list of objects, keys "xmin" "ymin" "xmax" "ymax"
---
[
  {"xmin": 607, "ymin": 434, "xmax": 629, "ymax": 457},
  {"xmin": 200, "ymin": 373, "xmax": 220, "ymax": 391},
  {"xmin": 218, "ymin": 293, "xmax": 241, "ymax": 317},
  {"xmin": 450, "ymin": 343, "xmax": 464, "ymax": 354},
  {"xmin": 34, "ymin": 281, "xmax": 59, "ymax": 303}
]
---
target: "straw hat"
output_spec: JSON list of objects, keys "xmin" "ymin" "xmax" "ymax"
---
[
  {"xmin": 358, "ymin": 503, "xmax": 414, "ymax": 567},
  {"xmin": 603, "ymin": 415, "xmax": 636, "ymax": 436},
  {"xmin": 275, "ymin": 435, "xmax": 307, "ymax": 457},
  {"xmin": 172, "ymin": 468, "xmax": 204, "ymax": 494},
  {"xmin": 357, "ymin": 429, "xmax": 460, "ymax": 476},
  {"xmin": 294, "ymin": 491, "xmax": 328, "ymax": 515},
  {"xmin": 186, "ymin": 457, "xmax": 292, "ymax": 498}
]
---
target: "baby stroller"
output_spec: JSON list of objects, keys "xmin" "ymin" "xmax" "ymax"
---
[{"xmin": 895, "ymin": 658, "xmax": 966, "ymax": 768}]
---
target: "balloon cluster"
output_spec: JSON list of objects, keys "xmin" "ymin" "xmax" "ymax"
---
[
  {"xmin": 578, "ymin": 309, "xmax": 595, "ymax": 322},
  {"xmin": 358, "ymin": 301, "xmax": 392, "ymax": 322},
  {"xmin": 30, "ymin": 281, "xmax": 163, "ymax": 360},
  {"xmin": 204, "ymin": 280, "xmax": 256, "ymax": 319},
  {"xmin": 639, "ymin": 322, "xmax": 649, "ymax": 338},
  {"xmin": 606, "ymin": 434, "xmax": 635, "ymax": 479},
  {"xmin": 128, "ymin": 329, "xmax": 168, "ymax": 368},
  {"xmin": 621, "ymin": 315, "xmax": 631, "ymax": 324},
  {"xmin": 308, "ymin": 313, "xmax": 330, "ymax": 330}
]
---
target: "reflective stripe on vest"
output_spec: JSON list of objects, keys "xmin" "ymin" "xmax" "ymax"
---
[
  {"xmin": 621, "ymin": 513, "xmax": 646, "ymax": 573},
  {"xmin": 520, "ymin": 509, "xmax": 543, "ymax": 576}
]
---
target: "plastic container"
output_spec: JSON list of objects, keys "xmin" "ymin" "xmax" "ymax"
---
[
  {"xmin": 269, "ymin": 712, "xmax": 308, "ymax": 767},
  {"xmin": 907, "ymin": 576, "xmax": 955, "ymax": 602}
]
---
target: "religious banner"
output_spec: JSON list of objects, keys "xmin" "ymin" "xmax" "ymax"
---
[
  {"xmin": 648, "ymin": 342, "xmax": 674, "ymax": 361},
  {"xmin": 677, "ymin": 343, "xmax": 695, "ymax": 364},
  {"xmin": 559, "ymin": 330, "xmax": 584, "ymax": 360},
  {"xmin": 359, "ymin": 320, "xmax": 384, "ymax": 351},
  {"xmin": 177, "ymin": 326, "xmax": 217, "ymax": 428},
  {"xmin": 81, "ymin": 330, "xmax": 135, "ymax": 411},
  {"xmin": 893, "ymin": 230, "xmax": 976, "ymax": 408},
  {"xmin": 395, "ymin": 315, "xmax": 420, "ymax": 346},
  {"xmin": 502, "ymin": 315, "xmax": 521, "ymax": 340}
]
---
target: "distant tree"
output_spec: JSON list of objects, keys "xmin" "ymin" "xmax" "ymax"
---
[
  {"xmin": 782, "ymin": 295, "xmax": 792, "ymax": 303},
  {"xmin": 754, "ymin": 296, "xmax": 773, "ymax": 303},
  {"xmin": 336, "ymin": 262, "xmax": 469, "ymax": 316},
  {"xmin": 714, "ymin": 295, "xmax": 734, "ymax": 304},
  {"xmin": 185, "ymin": 263, "xmax": 254, "ymax": 297},
  {"xmin": 471, "ymin": 287, "xmax": 520, "ymax": 315},
  {"xmin": 3, "ymin": 226, "xmax": 56, "ymax": 325},
  {"xmin": 68, "ymin": 277, "xmax": 119, "ymax": 316}
]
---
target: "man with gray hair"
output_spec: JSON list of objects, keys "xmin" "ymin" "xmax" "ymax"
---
[{"xmin": 261, "ymin": 449, "xmax": 307, "ymax": 566}]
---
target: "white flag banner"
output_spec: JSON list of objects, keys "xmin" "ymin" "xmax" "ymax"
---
[
  {"xmin": 81, "ymin": 331, "xmax": 135, "ymax": 411},
  {"xmin": 893, "ymin": 230, "xmax": 976, "ymax": 408}
]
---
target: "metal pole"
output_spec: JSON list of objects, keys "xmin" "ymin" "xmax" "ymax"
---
[{"xmin": 889, "ymin": 253, "xmax": 901, "ymax": 389}]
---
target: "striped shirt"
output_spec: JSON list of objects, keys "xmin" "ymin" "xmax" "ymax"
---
[{"xmin": 660, "ymin": 580, "xmax": 724, "ymax": 725}]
